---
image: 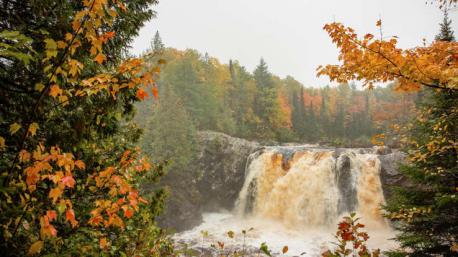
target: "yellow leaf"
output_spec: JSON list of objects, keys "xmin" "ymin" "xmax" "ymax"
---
[
  {"xmin": 9, "ymin": 123, "xmax": 21, "ymax": 135},
  {"xmin": 46, "ymin": 50, "xmax": 58, "ymax": 59},
  {"xmin": 29, "ymin": 123, "xmax": 39, "ymax": 137},
  {"xmin": 94, "ymin": 53, "xmax": 106, "ymax": 64},
  {"xmin": 65, "ymin": 33, "xmax": 73, "ymax": 41},
  {"xmin": 0, "ymin": 136, "xmax": 5, "ymax": 150},
  {"xmin": 44, "ymin": 38, "xmax": 57, "ymax": 50},
  {"xmin": 35, "ymin": 83, "xmax": 45, "ymax": 92},
  {"xmin": 27, "ymin": 240, "xmax": 43, "ymax": 256}
]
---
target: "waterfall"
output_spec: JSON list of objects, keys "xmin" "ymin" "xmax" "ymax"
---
[{"xmin": 235, "ymin": 146, "xmax": 387, "ymax": 229}]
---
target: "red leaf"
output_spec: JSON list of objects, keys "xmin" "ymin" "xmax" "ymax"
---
[
  {"xmin": 136, "ymin": 88, "xmax": 148, "ymax": 100},
  {"xmin": 46, "ymin": 210, "xmax": 57, "ymax": 222}
]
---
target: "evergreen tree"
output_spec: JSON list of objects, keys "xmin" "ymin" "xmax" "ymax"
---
[
  {"xmin": 319, "ymin": 89, "xmax": 330, "ymax": 139},
  {"xmin": 435, "ymin": 9, "xmax": 455, "ymax": 42},
  {"xmin": 152, "ymin": 30, "xmax": 165, "ymax": 53},
  {"xmin": 385, "ymin": 15, "xmax": 458, "ymax": 257},
  {"xmin": 291, "ymin": 89, "xmax": 306, "ymax": 139},
  {"xmin": 305, "ymin": 101, "xmax": 319, "ymax": 141},
  {"xmin": 253, "ymin": 58, "xmax": 280, "ymax": 139}
]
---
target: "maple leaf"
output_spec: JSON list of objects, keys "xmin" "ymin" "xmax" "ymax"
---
[
  {"xmin": 49, "ymin": 84, "xmax": 62, "ymax": 98},
  {"xmin": 9, "ymin": 123, "xmax": 21, "ymax": 135},
  {"xmin": 44, "ymin": 38, "xmax": 57, "ymax": 50},
  {"xmin": 29, "ymin": 122, "xmax": 39, "ymax": 136},
  {"xmin": 94, "ymin": 53, "xmax": 106, "ymax": 64},
  {"xmin": 49, "ymin": 187, "xmax": 63, "ymax": 203},
  {"xmin": 27, "ymin": 240, "xmax": 43, "ymax": 256},
  {"xmin": 66, "ymin": 209, "xmax": 78, "ymax": 227},
  {"xmin": 104, "ymin": 31, "xmax": 116, "ymax": 39},
  {"xmin": 35, "ymin": 83, "xmax": 45, "ymax": 92},
  {"xmin": 99, "ymin": 237, "xmax": 108, "ymax": 249},
  {"xmin": 123, "ymin": 207, "xmax": 133, "ymax": 218},
  {"xmin": 0, "ymin": 136, "xmax": 5, "ymax": 150},
  {"xmin": 61, "ymin": 176, "xmax": 75, "ymax": 188},
  {"xmin": 46, "ymin": 210, "xmax": 57, "ymax": 222},
  {"xmin": 136, "ymin": 88, "xmax": 148, "ymax": 100},
  {"xmin": 75, "ymin": 160, "xmax": 85, "ymax": 169},
  {"xmin": 56, "ymin": 40, "xmax": 67, "ymax": 49},
  {"xmin": 19, "ymin": 150, "xmax": 31, "ymax": 163},
  {"xmin": 376, "ymin": 19, "xmax": 382, "ymax": 27},
  {"xmin": 152, "ymin": 86, "xmax": 159, "ymax": 99}
]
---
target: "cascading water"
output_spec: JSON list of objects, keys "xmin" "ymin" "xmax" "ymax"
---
[
  {"xmin": 175, "ymin": 146, "xmax": 396, "ymax": 256},
  {"xmin": 235, "ymin": 147, "xmax": 387, "ymax": 228}
]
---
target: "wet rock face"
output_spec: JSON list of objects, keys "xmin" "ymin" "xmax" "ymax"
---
[
  {"xmin": 336, "ymin": 154, "xmax": 358, "ymax": 215},
  {"xmin": 194, "ymin": 131, "xmax": 260, "ymax": 211},
  {"xmin": 378, "ymin": 150, "xmax": 407, "ymax": 200}
]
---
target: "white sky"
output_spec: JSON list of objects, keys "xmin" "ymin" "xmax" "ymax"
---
[{"xmin": 131, "ymin": 0, "xmax": 457, "ymax": 87}]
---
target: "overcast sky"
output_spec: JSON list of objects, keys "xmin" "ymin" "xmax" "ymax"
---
[{"xmin": 131, "ymin": 0, "xmax": 457, "ymax": 87}]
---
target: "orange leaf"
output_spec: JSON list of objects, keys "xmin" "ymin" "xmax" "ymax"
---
[
  {"xmin": 49, "ymin": 84, "xmax": 62, "ymax": 98},
  {"xmin": 152, "ymin": 86, "xmax": 158, "ymax": 99},
  {"xmin": 94, "ymin": 53, "xmax": 106, "ymax": 64},
  {"xmin": 124, "ymin": 208, "xmax": 134, "ymax": 218},
  {"xmin": 75, "ymin": 160, "xmax": 85, "ymax": 169},
  {"xmin": 19, "ymin": 150, "xmax": 31, "ymax": 163},
  {"xmin": 136, "ymin": 88, "xmax": 148, "ymax": 100},
  {"xmin": 66, "ymin": 209, "xmax": 78, "ymax": 227},
  {"xmin": 49, "ymin": 187, "xmax": 62, "ymax": 203},
  {"xmin": 99, "ymin": 237, "xmax": 108, "ymax": 249},
  {"xmin": 104, "ymin": 31, "xmax": 116, "ymax": 39}
]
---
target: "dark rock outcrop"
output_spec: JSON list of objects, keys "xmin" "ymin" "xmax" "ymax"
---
[
  {"xmin": 194, "ymin": 131, "xmax": 260, "ymax": 211},
  {"xmin": 379, "ymin": 150, "xmax": 407, "ymax": 200},
  {"xmin": 158, "ymin": 131, "xmax": 259, "ymax": 232}
]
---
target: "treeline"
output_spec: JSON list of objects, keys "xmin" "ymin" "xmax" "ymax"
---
[{"xmin": 136, "ymin": 32, "xmax": 416, "ymax": 147}]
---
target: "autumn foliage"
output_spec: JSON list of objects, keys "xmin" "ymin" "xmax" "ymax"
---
[
  {"xmin": 0, "ymin": 0, "xmax": 167, "ymax": 256},
  {"xmin": 317, "ymin": 21, "xmax": 458, "ymax": 91},
  {"xmin": 322, "ymin": 214, "xmax": 380, "ymax": 257}
]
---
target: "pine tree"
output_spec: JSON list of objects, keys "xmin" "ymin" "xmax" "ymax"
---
[
  {"xmin": 435, "ymin": 9, "xmax": 455, "ymax": 42},
  {"xmin": 152, "ymin": 30, "xmax": 165, "ymax": 53},
  {"xmin": 319, "ymin": 89, "xmax": 330, "ymax": 139},
  {"xmin": 385, "ymin": 14, "xmax": 458, "ymax": 257},
  {"xmin": 291, "ymin": 89, "xmax": 306, "ymax": 140},
  {"xmin": 253, "ymin": 58, "xmax": 280, "ymax": 139},
  {"xmin": 305, "ymin": 101, "xmax": 319, "ymax": 141}
]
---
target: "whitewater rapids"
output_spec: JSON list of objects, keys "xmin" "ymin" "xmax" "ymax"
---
[{"xmin": 174, "ymin": 146, "xmax": 398, "ymax": 256}]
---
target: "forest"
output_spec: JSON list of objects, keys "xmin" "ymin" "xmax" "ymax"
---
[
  {"xmin": 0, "ymin": 0, "xmax": 456, "ymax": 257},
  {"xmin": 137, "ymin": 35, "xmax": 417, "ymax": 149}
]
